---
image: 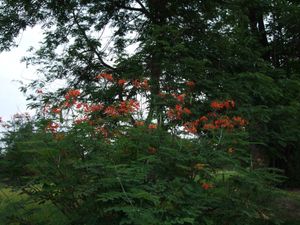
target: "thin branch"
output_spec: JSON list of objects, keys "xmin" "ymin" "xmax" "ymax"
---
[
  {"xmin": 135, "ymin": 0, "xmax": 152, "ymax": 18},
  {"xmin": 72, "ymin": 11, "xmax": 115, "ymax": 71}
]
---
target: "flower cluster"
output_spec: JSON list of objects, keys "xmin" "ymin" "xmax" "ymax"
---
[
  {"xmin": 202, "ymin": 182, "xmax": 213, "ymax": 190},
  {"xmin": 96, "ymin": 73, "xmax": 113, "ymax": 81},
  {"xmin": 210, "ymin": 100, "xmax": 235, "ymax": 110},
  {"xmin": 46, "ymin": 122, "xmax": 59, "ymax": 133},
  {"xmin": 167, "ymin": 104, "xmax": 191, "ymax": 120},
  {"xmin": 182, "ymin": 100, "xmax": 247, "ymax": 134},
  {"xmin": 64, "ymin": 89, "xmax": 81, "ymax": 107}
]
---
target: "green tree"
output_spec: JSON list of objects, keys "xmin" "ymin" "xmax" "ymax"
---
[{"xmin": 0, "ymin": 0, "xmax": 299, "ymax": 224}]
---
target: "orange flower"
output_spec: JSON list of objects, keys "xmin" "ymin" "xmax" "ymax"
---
[
  {"xmin": 214, "ymin": 117, "xmax": 233, "ymax": 129},
  {"xmin": 148, "ymin": 124, "xmax": 157, "ymax": 129},
  {"xmin": 210, "ymin": 101, "xmax": 224, "ymax": 110},
  {"xmin": 232, "ymin": 116, "xmax": 247, "ymax": 126},
  {"xmin": 96, "ymin": 73, "xmax": 113, "ymax": 81},
  {"xmin": 89, "ymin": 104, "xmax": 104, "ymax": 112},
  {"xmin": 104, "ymin": 106, "xmax": 119, "ymax": 117},
  {"xmin": 135, "ymin": 121, "xmax": 144, "ymax": 126},
  {"xmin": 118, "ymin": 100, "xmax": 140, "ymax": 114},
  {"xmin": 68, "ymin": 89, "xmax": 80, "ymax": 97},
  {"xmin": 183, "ymin": 107, "xmax": 192, "ymax": 115},
  {"xmin": 76, "ymin": 103, "xmax": 83, "ymax": 109},
  {"xmin": 167, "ymin": 105, "xmax": 191, "ymax": 120},
  {"xmin": 176, "ymin": 94, "xmax": 186, "ymax": 103},
  {"xmin": 52, "ymin": 108, "xmax": 61, "ymax": 114},
  {"xmin": 203, "ymin": 123, "xmax": 216, "ymax": 130},
  {"xmin": 202, "ymin": 182, "xmax": 213, "ymax": 190},
  {"xmin": 183, "ymin": 122, "xmax": 197, "ymax": 134},
  {"xmin": 118, "ymin": 79, "xmax": 126, "ymax": 86},
  {"xmin": 132, "ymin": 79, "xmax": 141, "ymax": 88},
  {"xmin": 224, "ymin": 100, "xmax": 235, "ymax": 109},
  {"xmin": 199, "ymin": 116, "xmax": 208, "ymax": 122}
]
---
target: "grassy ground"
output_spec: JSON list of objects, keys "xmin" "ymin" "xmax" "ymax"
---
[
  {"xmin": 275, "ymin": 189, "xmax": 300, "ymax": 225},
  {"xmin": 0, "ymin": 186, "xmax": 68, "ymax": 225}
]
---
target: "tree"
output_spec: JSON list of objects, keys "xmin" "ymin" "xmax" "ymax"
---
[{"xmin": 0, "ymin": 0, "xmax": 299, "ymax": 224}]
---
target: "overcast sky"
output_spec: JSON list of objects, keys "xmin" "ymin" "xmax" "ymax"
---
[{"xmin": 0, "ymin": 26, "xmax": 43, "ymax": 121}]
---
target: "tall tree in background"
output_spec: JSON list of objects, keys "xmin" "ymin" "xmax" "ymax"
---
[{"xmin": 0, "ymin": 0, "xmax": 299, "ymax": 182}]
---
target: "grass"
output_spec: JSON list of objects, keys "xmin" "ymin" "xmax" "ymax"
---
[
  {"xmin": 274, "ymin": 189, "xmax": 300, "ymax": 225},
  {"xmin": 0, "ymin": 186, "xmax": 68, "ymax": 225}
]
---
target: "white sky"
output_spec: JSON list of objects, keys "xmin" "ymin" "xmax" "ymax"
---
[
  {"xmin": 0, "ymin": 26, "xmax": 42, "ymax": 121},
  {"xmin": 0, "ymin": 24, "xmax": 138, "ymax": 122}
]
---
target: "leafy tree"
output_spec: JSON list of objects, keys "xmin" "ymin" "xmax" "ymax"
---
[
  {"xmin": 0, "ymin": 98, "xmax": 282, "ymax": 224},
  {"xmin": 0, "ymin": 0, "xmax": 299, "ymax": 224}
]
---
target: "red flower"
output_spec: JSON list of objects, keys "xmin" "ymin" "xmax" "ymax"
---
[
  {"xmin": 183, "ymin": 107, "xmax": 192, "ymax": 115},
  {"xmin": 132, "ymin": 79, "xmax": 141, "ymax": 88},
  {"xmin": 52, "ymin": 108, "xmax": 61, "ymax": 114},
  {"xmin": 76, "ymin": 103, "xmax": 82, "ymax": 109},
  {"xmin": 135, "ymin": 121, "xmax": 144, "ymax": 127},
  {"xmin": 96, "ymin": 73, "xmax": 113, "ymax": 81},
  {"xmin": 223, "ymin": 100, "xmax": 235, "ymax": 109},
  {"xmin": 210, "ymin": 101, "xmax": 224, "ymax": 110},
  {"xmin": 176, "ymin": 94, "xmax": 186, "ymax": 103},
  {"xmin": 203, "ymin": 123, "xmax": 216, "ymax": 130},
  {"xmin": 118, "ymin": 79, "xmax": 126, "ymax": 86},
  {"xmin": 148, "ymin": 124, "xmax": 157, "ymax": 129},
  {"xmin": 199, "ymin": 116, "xmax": 208, "ymax": 122},
  {"xmin": 89, "ymin": 104, "xmax": 104, "ymax": 112},
  {"xmin": 167, "ymin": 105, "xmax": 191, "ymax": 120},
  {"xmin": 202, "ymin": 183, "xmax": 213, "ymax": 190},
  {"xmin": 68, "ymin": 89, "xmax": 80, "ymax": 98},
  {"xmin": 232, "ymin": 116, "xmax": 247, "ymax": 126},
  {"xmin": 214, "ymin": 116, "xmax": 233, "ymax": 129},
  {"xmin": 118, "ymin": 100, "xmax": 140, "ymax": 114},
  {"xmin": 183, "ymin": 122, "xmax": 197, "ymax": 134},
  {"xmin": 65, "ymin": 90, "xmax": 80, "ymax": 106},
  {"xmin": 104, "ymin": 106, "xmax": 119, "ymax": 117}
]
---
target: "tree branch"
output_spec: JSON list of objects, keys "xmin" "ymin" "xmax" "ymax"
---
[
  {"xmin": 72, "ymin": 11, "xmax": 115, "ymax": 71},
  {"xmin": 135, "ymin": 0, "xmax": 152, "ymax": 18}
]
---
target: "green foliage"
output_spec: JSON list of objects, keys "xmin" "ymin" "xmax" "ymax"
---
[
  {"xmin": 0, "ymin": 0, "xmax": 300, "ymax": 224},
  {"xmin": 0, "ymin": 117, "xmax": 283, "ymax": 224}
]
